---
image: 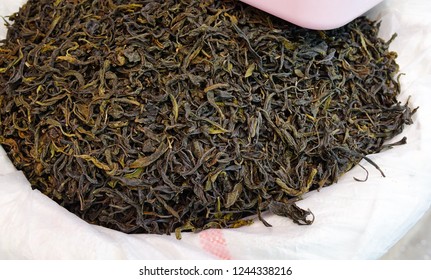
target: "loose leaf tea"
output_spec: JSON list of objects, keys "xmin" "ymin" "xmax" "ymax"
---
[{"xmin": 0, "ymin": 0, "xmax": 415, "ymax": 237}]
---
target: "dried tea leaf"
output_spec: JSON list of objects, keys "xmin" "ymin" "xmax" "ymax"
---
[
  {"xmin": 245, "ymin": 63, "xmax": 256, "ymax": 78},
  {"xmin": 75, "ymin": 155, "xmax": 111, "ymax": 171},
  {"xmin": 130, "ymin": 141, "xmax": 169, "ymax": 168},
  {"xmin": 225, "ymin": 183, "xmax": 243, "ymax": 208}
]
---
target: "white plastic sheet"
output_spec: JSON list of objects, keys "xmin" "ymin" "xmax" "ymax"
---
[
  {"xmin": 239, "ymin": 0, "xmax": 383, "ymax": 30},
  {"xmin": 1, "ymin": 0, "xmax": 430, "ymax": 259}
]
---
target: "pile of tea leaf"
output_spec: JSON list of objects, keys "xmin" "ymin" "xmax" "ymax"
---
[{"xmin": 0, "ymin": 0, "xmax": 415, "ymax": 236}]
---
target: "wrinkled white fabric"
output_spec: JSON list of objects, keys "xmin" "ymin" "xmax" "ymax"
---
[{"xmin": 1, "ymin": 0, "xmax": 430, "ymax": 259}]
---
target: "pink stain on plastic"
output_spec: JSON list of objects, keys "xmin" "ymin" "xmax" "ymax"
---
[{"xmin": 199, "ymin": 229, "xmax": 232, "ymax": 260}]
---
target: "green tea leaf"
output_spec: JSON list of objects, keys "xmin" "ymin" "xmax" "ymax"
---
[
  {"xmin": 245, "ymin": 63, "xmax": 255, "ymax": 78},
  {"xmin": 130, "ymin": 141, "xmax": 169, "ymax": 168}
]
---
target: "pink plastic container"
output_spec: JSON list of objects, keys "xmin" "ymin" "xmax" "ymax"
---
[{"xmin": 239, "ymin": 0, "xmax": 383, "ymax": 30}]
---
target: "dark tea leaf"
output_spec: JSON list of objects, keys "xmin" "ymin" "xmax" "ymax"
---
[{"xmin": 0, "ymin": 0, "xmax": 415, "ymax": 236}]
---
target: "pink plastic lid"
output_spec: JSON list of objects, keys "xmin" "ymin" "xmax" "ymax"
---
[{"xmin": 239, "ymin": 0, "xmax": 383, "ymax": 30}]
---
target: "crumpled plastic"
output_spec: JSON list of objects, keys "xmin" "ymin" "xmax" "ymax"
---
[{"xmin": 1, "ymin": 0, "xmax": 430, "ymax": 259}]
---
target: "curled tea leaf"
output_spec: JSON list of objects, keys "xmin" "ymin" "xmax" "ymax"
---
[
  {"xmin": 269, "ymin": 201, "xmax": 315, "ymax": 225},
  {"xmin": 245, "ymin": 63, "xmax": 255, "ymax": 78},
  {"xmin": 130, "ymin": 141, "xmax": 169, "ymax": 169},
  {"xmin": 75, "ymin": 155, "xmax": 111, "ymax": 171}
]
